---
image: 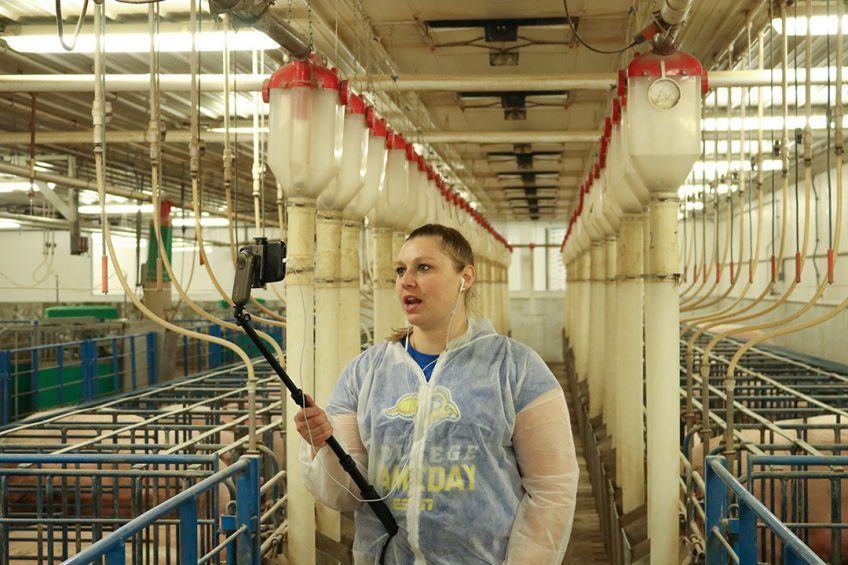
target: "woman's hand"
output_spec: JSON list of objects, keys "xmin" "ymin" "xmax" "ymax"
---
[{"xmin": 294, "ymin": 394, "xmax": 334, "ymax": 448}]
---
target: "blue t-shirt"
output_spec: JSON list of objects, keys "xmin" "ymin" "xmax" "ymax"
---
[{"xmin": 402, "ymin": 337, "xmax": 440, "ymax": 381}]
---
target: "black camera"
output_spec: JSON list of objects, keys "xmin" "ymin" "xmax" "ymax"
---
[{"xmin": 232, "ymin": 237, "xmax": 286, "ymax": 307}]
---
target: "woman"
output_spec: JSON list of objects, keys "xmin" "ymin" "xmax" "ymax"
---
[{"xmin": 295, "ymin": 224, "xmax": 579, "ymax": 564}]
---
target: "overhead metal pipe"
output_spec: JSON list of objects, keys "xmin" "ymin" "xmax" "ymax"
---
[
  {"xmin": 245, "ymin": 13, "xmax": 311, "ymax": 59},
  {"xmin": 0, "ymin": 160, "xmax": 271, "ymax": 226},
  {"xmin": 660, "ymin": 0, "xmax": 693, "ymax": 25},
  {"xmin": 0, "ymin": 130, "xmax": 223, "ymax": 145},
  {"xmin": 4, "ymin": 70, "xmax": 848, "ymax": 94},
  {"xmin": 0, "ymin": 159, "xmax": 143, "ymax": 200},
  {"xmin": 0, "ymin": 74, "xmax": 266, "ymax": 93},
  {"xmin": 355, "ymin": 70, "xmax": 848, "ymax": 90},
  {"xmin": 417, "ymin": 131, "xmax": 601, "ymax": 144},
  {"xmin": 349, "ymin": 74, "xmax": 616, "ymax": 92},
  {"xmin": 0, "ymin": 129, "xmax": 602, "ymax": 145},
  {"xmin": 207, "ymin": 0, "xmax": 311, "ymax": 59},
  {"xmin": 0, "ymin": 211, "xmax": 230, "ymax": 246}
]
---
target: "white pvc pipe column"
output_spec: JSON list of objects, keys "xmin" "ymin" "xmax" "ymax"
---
[
  {"xmin": 338, "ymin": 217, "xmax": 361, "ymax": 362},
  {"xmin": 479, "ymin": 239, "xmax": 491, "ymax": 322},
  {"xmin": 340, "ymin": 107, "xmax": 387, "ymax": 366},
  {"xmin": 603, "ymin": 235, "xmax": 617, "ymax": 433},
  {"xmin": 485, "ymin": 234, "xmax": 496, "ymax": 325},
  {"xmin": 592, "ymin": 153, "xmax": 621, "ymax": 429},
  {"xmin": 284, "ymin": 198, "xmax": 318, "ymax": 562},
  {"xmin": 500, "ymin": 242, "xmax": 513, "ymax": 335},
  {"xmin": 315, "ymin": 209, "xmax": 342, "ymax": 539},
  {"xmin": 373, "ymin": 226, "xmax": 396, "ymax": 341},
  {"xmin": 644, "ymin": 194, "xmax": 681, "ymax": 561},
  {"xmin": 616, "ymin": 215, "xmax": 646, "ymax": 512},
  {"xmin": 607, "ymin": 92, "xmax": 649, "ymax": 506},
  {"xmin": 587, "ymin": 212, "xmax": 606, "ymax": 419},
  {"xmin": 313, "ymin": 83, "xmax": 369, "ymax": 545},
  {"xmin": 492, "ymin": 256, "xmax": 501, "ymax": 330},
  {"xmin": 371, "ymin": 130, "xmax": 408, "ymax": 342},
  {"xmin": 575, "ymin": 221, "xmax": 591, "ymax": 383},
  {"xmin": 500, "ymin": 255, "xmax": 510, "ymax": 334},
  {"xmin": 476, "ymin": 254, "xmax": 487, "ymax": 321},
  {"xmin": 626, "ymin": 49, "xmax": 703, "ymax": 565},
  {"xmin": 265, "ymin": 57, "xmax": 344, "ymax": 565},
  {"xmin": 562, "ymin": 223, "xmax": 576, "ymax": 362}
]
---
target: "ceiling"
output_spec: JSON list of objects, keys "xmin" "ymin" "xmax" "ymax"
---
[{"xmin": 0, "ymin": 0, "xmax": 761, "ymax": 227}]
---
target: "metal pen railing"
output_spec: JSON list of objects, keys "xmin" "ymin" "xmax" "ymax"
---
[
  {"xmin": 0, "ymin": 333, "xmax": 156, "ymax": 425},
  {"xmin": 0, "ymin": 361, "xmax": 288, "ymax": 564},
  {"xmin": 706, "ymin": 455, "xmax": 828, "ymax": 565},
  {"xmin": 40, "ymin": 454, "xmax": 261, "ymax": 565},
  {"xmin": 173, "ymin": 320, "xmax": 284, "ymax": 377}
]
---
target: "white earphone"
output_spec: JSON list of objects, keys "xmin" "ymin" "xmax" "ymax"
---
[{"xmin": 459, "ymin": 279, "xmax": 466, "ymax": 293}]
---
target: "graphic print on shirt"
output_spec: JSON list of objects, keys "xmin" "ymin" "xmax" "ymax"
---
[
  {"xmin": 383, "ymin": 385, "xmax": 461, "ymax": 425},
  {"xmin": 381, "ymin": 386, "xmax": 477, "ymax": 512},
  {"xmin": 378, "ymin": 444, "xmax": 480, "ymax": 512}
]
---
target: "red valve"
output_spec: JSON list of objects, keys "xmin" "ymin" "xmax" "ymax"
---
[
  {"xmin": 101, "ymin": 256, "xmax": 108, "ymax": 294},
  {"xmin": 828, "ymin": 249, "xmax": 835, "ymax": 284}
]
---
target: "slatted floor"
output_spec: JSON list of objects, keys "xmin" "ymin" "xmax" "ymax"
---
[{"xmin": 552, "ymin": 362, "xmax": 611, "ymax": 565}]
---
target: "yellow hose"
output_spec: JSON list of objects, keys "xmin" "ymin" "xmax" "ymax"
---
[
  {"xmin": 727, "ymin": 0, "xmax": 845, "ymax": 377},
  {"xmin": 681, "ymin": 192, "xmax": 736, "ymax": 312}
]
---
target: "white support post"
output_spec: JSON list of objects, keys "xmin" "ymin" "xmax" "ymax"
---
[
  {"xmin": 588, "ymin": 242, "xmax": 606, "ymax": 419},
  {"xmin": 603, "ymin": 237, "xmax": 617, "ymax": 435},
  {"xmin": 617, "ymin": 215, "xmax": 646, "ymax": 512},
  {"xmin": 373, "ymin": 227, "xmax": 397, "ymax": 343},
  {"xmin": 645, "ymin": 194, "xmax": 681, "ymax": 564},
  {"xmin": 285, "ymin": 197, "xmax": 317, "ymax": 565},
  {"xmin": 315, "ymin": 209, "xmax": 342, "ymax": 541}
]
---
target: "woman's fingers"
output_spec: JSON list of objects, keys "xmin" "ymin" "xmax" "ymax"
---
[{"xmin": 294, "ymin": 401, "xmax": 333, "ymax": 447}]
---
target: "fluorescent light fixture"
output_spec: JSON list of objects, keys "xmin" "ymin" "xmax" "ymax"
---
[
  {"xmin": 90, "ymin": 232, "xmax": 141, "ymax": 249},
  {"xmin": 692, "ymin": 159, "xmax": 782, "ymax": 177},
  {"xmin": 79, "ymin": 204, "xmax": 155, "ymax": 215},
  {"xmin": 172, "ymin": 243, "xmax": 199, "ymax": 252},
  {"xmin": 78, "ymin": 190, "xmax": 102, "ymax": 205},
  {"xmin": 702, "ymin": 140, "xmax": 774, "ymax": 156},
  {"xmin": 678, "ymin": 183, "xmax": 736, "ymax": 199},
  {"xmin": 0, "ymin": 219, "xmax": 22, "ymax": 229},
  {"xmin": 773, "ymin": 15, "xmax": 848, "ymax": 36},
  {"xmin": 678, "ymin": 184, "xmax": 705, "ymax": 198},
  {"xmin": 172, "ymin": 217, "xmax": 230, "ymax": 227},
  {"xmin": 0, "ymin": 181, "xmax": 38, "ymax": 193},
  {"xmin": 2, "ymin": 22, "xmax": 277, "ymax": 54},
  {"xmin": 676, "ymin": 193, "xmax": 707, "ymax": 209},
  {"xmin": 702, "ymin": 115, "xmax": 848, "ymax": 131}
]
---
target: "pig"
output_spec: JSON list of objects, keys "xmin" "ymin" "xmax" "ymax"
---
[
  {"xmin": 0, "ymin": 411, "xmax": 150, "ymax": 511},
  {"xmin": 4, "ymin": 536, "xmax": 202, "ymax": 564},
  {"xmin": 686, "ymin": 415, "xmax": 848, "ymax": 563},
  {"xmin": 0, "ymin": 409, "xmax": 233, "ymax": 560}
]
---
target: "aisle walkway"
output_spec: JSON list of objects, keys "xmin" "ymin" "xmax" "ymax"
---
[{"xmin": 550, "ymin": 362, "xmax": 610, "ymax": 565}]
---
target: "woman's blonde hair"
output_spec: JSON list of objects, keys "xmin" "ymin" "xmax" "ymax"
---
[{"xmin": 387, "ymin": 224, "xmax": 475, "ymax": 343}]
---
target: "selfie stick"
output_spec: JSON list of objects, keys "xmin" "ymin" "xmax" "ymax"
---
[{"xmin": 231, "ymin": 239, "xmax": 399, "ymax": 551}]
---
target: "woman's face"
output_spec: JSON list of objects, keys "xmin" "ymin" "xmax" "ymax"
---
[{"xmin": 395, "ymin": 236, "xmax": 465, "ymax": 332}]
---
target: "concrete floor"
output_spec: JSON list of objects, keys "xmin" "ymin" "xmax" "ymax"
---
[{"xmin": 554, "ymin": 363, "xmax": 611, "ymax": 565}]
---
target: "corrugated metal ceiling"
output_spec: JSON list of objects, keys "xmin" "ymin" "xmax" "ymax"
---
[{"xmin": 0, "ymin": 0, "xmax": 763, "ymax": 222}]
